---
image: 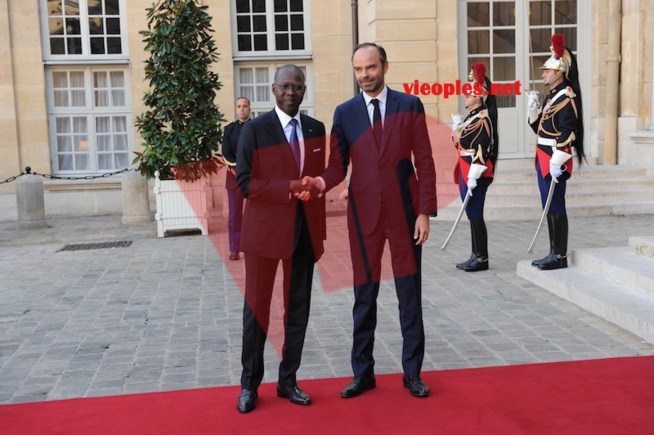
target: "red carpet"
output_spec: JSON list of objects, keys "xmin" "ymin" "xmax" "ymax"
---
[{"xmin": 2, "ymin": 356, "xmax": 653, "ymax": 434}]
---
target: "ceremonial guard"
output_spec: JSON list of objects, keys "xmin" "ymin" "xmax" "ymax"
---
[
  {"xmin": 222, "ymin": 97, "xmax": 251, "ymax": 261},
  {"xmin": 527, "ymin": 34, "xmax": 585, "ymax": 270},
  {"xmin": 451, "ymin": 63, "xmax": 498, "ymax": 272}
]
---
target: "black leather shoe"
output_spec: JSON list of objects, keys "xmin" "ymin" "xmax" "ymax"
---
[
  {"xmin": 403, "ymin": 375, "xmax": 429, "ymax": 398},
  {"xmin": 538, "ymin": 254, "xmax": 567, "ymax": 270},
  {"xmin": 462, "ymin": 255, "xmax": 489, "ymax": 272},
  {"xmin": 341, "ymin": 374, "xmax": 376, "ymax": 398},
  {"xmin": 456, "ymin": 253, "xmax": 475, "ymax": 270},
  {"xmin": 276, "ymin": 384, "xmax": 311, "ymax": 405},
  {"xmin": 532, "ymin": 252, "xmax": 555, "ymax": 267},
  {"xmin": 236, "ymin": 389, "xmax": 257, "ymax": 413}
]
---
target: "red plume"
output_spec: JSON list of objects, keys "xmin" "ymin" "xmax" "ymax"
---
[
  {"xmin": 471, "ymin": 62, "xmax": 486, "ymax": 85},
  {"xmin": 551, "ymin": 34, "xmax": 566, "ymax": 59}
]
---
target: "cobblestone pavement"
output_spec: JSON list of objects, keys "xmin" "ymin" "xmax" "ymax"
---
[{"xmin": 1, "ymin": 212, "xmax": 653, "ymax": 404}]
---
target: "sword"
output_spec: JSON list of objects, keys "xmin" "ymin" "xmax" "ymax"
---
[
  {"xmin": 528, "ymin": 178, "xmax": 556, "ymax": 253},
  {"xmin": 441, "ymin": 190, "xmax": 472, "ymax": 250}
]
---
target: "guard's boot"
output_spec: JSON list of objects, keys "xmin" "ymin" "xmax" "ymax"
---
[
  {"xmin": 539, "ymin": 213, "xmax": 568, "ymax": 270},
  {"xmin": 456, "ymin": 252, "xmax": 475, "ymax": 270},
  {"xmin": 456, "ymin": 221, "xmax": 476, "ymax": 270},
  {"xmin": 463, "ymin": 219, "xmax": 489, "ymax": 272},
  {"xmin": 531, "ymin": 214, "xmax": 555, "ymax": 267}
]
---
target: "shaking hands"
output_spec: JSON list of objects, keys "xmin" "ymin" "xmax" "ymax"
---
[{"xmin": 289, "ymin": 176, "xmax": 322, "ymax": 201}]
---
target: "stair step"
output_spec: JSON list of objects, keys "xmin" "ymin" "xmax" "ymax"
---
[
  {"xmin": 572, "ymin": 247, "xmax": 654, "ymax": 298},
  {"xmin": 516, "ymin": 259, "xmax": 654, "ymax": 344},
  {"xmin": 631, "ymin": 236, "xmax": 654, "ymax": 259},
  {"xmin": 436, "ymin": 201, "xmax": 654, "ymax": 221},
  {"xmin": 434, "ymin": 162, "xmax": 654, "ymax": 221}
]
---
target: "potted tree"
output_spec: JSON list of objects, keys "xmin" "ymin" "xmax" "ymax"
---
[{"xmin": 133, "ymin": 0, "xmax": 226, "ymax": 236}]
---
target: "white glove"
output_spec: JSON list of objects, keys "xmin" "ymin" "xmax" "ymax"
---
[
  {"xmin": 549, "ymin": 163, "xmax": 563, "ymax": 183},
  {"xmin": 467, "ymin": 177, "xmax": 477, "ymax": 192},
  {"xmin": 466, "ymin": 163, "xmax": 486, "ymax": 194},
  {"xmin": 527, "ymin": 91, "xmax": 540, "ymax": 124},
  {"xmin": 527, "ymin": 91, "xmax": 540, "ymax": 109},
  {"xmin": 451, "ymin": 113, "xmax": 463, "ymax": 133}
]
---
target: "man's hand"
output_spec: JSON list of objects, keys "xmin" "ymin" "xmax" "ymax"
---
[
  {"xmin": 467, "ymin": 177, "xmax": 477, "ymax": 193},
  {"xmin": 527, "ymin": 91, "xmax": 540, "ymax": 124},
  {"xmin": 289, "ymin": 177, "xmax": 321, "ymax": 201},
  {"xmin": 413, "ymin": 214, "xmax": 430, "ymax": 245},
  {"xmin": 451, "ymin": 113, "xmax": 463, "ymax": 133},
  {"xmin": 527, "ymin": 91, "xmax": 540, "ymax": 109},
  {"xmin": 549, "ymin": 163, "xmax": 563, "ymax": 183},
  {"xmin": 451, "ymin": 113, "xmax": 463, "ymax": 143}
]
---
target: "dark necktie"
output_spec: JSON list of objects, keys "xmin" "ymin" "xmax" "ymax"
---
[
  {"xmin": 289, "ymin": 119, "xmax": 301, "ymax": 172},
  {"xmin": 371, "ymin": 98, "xmax": 382, "ymax": 148}
]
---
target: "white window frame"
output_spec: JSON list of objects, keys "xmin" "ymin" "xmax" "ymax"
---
[
  {"xmin": 39, "ymin": 0, "xmax": 129, "ymax": 64},
  {"xmin": 45, "ymin": 66, "xmax": 134, "ymax": 174},
  {"xmin": 234, "ymin": 62, "xmax": 314, "ymax": 118},
  {"xmin": 458, "ymin": 0, "xmax": 589, "ymax": 158},
  {"xmin": 231, "ymin": 0, "xmax": 312, "ymax": 60}
]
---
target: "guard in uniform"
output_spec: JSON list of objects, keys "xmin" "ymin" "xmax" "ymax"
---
[
  {"xmin": 222, "ymin": 97, "xmax": 251, "ymax": 261},
  {"xmin": 527, "ymin": 34, "xmax": 585, "ymax": 270},
  {"xmin": 451, "ymin": 63, "xmax": 498, "ymax": 272}
]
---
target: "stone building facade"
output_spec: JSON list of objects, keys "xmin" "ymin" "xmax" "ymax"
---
[{"xmin": 0, "ymin": 0, "xmax": 652, "ymax": 220}]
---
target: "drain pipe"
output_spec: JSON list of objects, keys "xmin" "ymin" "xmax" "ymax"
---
[
  {"xmin": 352, "ymin": 0, "xmax": 359, "ymax": 96},
  {"xmin": 603, "ymin": 1, "xmax": 622, "ymax": 165}
]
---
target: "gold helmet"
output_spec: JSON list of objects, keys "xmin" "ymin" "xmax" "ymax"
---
[{"xmin": 540, "ymin": 34, "xmax": 573, "ymax": 79}]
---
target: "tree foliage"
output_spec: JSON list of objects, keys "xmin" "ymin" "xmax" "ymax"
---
[{"xmin": 133, "ymin": 0, "xmax": 225, "ymax": 182}]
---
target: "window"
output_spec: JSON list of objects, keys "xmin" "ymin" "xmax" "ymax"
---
[
  {"xmin": 42, "ymin": 0, "xmax": 127, "ymax": 60},
  {"xmin": 41, "ymin": 1, "xmax": 132, "ymax": 175},
  {"xmin": 46, "ymin": 68, "xmax": 132, "ymax": 173},
  {"xmin": 466, "ymin": 1, "xmax": 517, "ymax": 108},
  {"xmin": 528, "ymin": 0, "xmax": 578, "ymax": 95},
  {"xmin": 233, "ymin": 0, "xmax": 310, "ymax": 57},
  {"xmin": 235, "ymin": 63, "xmax": 313, "ymax": 117}
]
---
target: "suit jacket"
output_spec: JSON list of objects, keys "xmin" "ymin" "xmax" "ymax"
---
[
  {"xmin": 222, "ymin": 120, "xmax": 246, "ymax": 191},
  {"xmin": 236, "ymin": 109, "xmax": 327, "ymax": 260},
  {"xmin": 321, "ymin": 88, "xmax": 437, "ymax": 235}
]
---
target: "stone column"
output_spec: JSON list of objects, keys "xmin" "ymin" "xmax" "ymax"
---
[
  {"xmin": 16, "ymin": 170, "xmax": 47, "ymax": 229},
  {"xmin": 121, "ymin": 170, "xmax": 152, "ymax": 224}
]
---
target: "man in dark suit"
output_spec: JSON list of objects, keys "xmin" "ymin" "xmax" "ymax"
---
[
  {"xmin": 222, "ymin": 97, "xmax": 251, "ymax": 261},
  {"xmin": 309, "ymin": 42, "xmax": 437, "ymax": 398},
  {"xmin": 235, "ymin": 64, "xmax": 327, "ymax": 413}
]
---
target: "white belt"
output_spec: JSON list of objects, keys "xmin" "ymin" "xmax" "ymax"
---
[
  {"xmin": 459, "ymin": 149, "xmax": 475, "ymax": 157},
  {"xmin": 537, "ymin": 137, "xmax": 557, "ymax": 147}
]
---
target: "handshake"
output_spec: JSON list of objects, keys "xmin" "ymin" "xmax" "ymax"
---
[{"xmin": 289, "ymin": 176, "xmax": 322, "ymax": 201}]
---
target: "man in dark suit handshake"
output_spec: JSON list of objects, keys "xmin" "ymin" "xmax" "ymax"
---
[
  {"xmin": 235, "ymin": 64, "xmax": 327, "ymax": 413},
  {"xmin": 306, "ymin": 43, "xmax": 438, "ymax": 398}
]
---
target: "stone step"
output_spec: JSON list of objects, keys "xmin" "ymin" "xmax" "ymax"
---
[
  {"xmin": 631, "ymin": 236, "xmax": 654, "ymax": 260},
  {"xmin": 493, "ymin": 164, "xmax": 649, "ymax": 183},
  {"xmin": 434, "ymin": 162, "xmax": 654, "ymax": 221},
  {"xmin": 489, "ymin": 178, "xmax": 654, "ymax": 195},
  {"xmin": 572, "ymin": 247, "xmax": 654, "ymax": 298},
  {"xmin": 436, "ymin": 200, "xmax": 654, "ymax": 221},
  {"xmin": 480, "ymin": 189, "xmax": 654, "ymax": 207},
  {"xmin": 516, "ymin": 257, "xmax": 654, "ymax": 344}
]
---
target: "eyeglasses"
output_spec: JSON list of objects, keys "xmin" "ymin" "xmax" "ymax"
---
[{"xmin": 275, "ymin": 84, "xmax": 306, "ymax": 93}]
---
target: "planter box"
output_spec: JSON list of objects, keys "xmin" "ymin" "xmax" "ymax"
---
[{"xmin": 154, "ymin": 171, "xmax": 209, "ymax": 237}]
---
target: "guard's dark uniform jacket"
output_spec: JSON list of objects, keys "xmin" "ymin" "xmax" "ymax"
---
[
  {"xmin": 222, "ymin": 120, "xmax": 247, "ymax": 191},
  {"xmin": 529, "ymin": 82, "xmax": 579, "ymax": 182},
  {"xmin": 453, "ymin": 106, "xmax": 495, "ymax": 184}
]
